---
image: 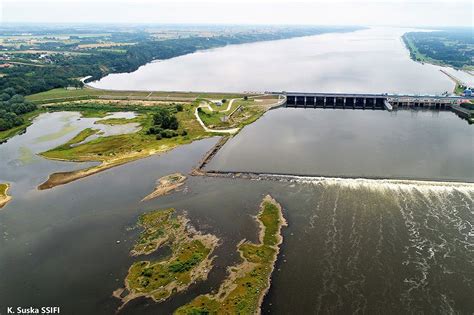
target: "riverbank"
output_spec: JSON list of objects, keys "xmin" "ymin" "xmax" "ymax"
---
[
  {"xmin": 34, "ymin": 92, "xmax": 283, "ymax": 190},
  {"xmin": 37, "ymin": 103, "xmax": 209, "ymax": 190},
  {"xmin": 174, "ymin": 195, "xmax": 287, "ymax": 314},
  {"xmin": 0, "ymin": 183, "xmax": 12, "ymax": 209},
  {"xmin": 114, "ymin": 208, "xmax": 219, "ymax": 310},
  {"xmin": 0, "ymin": 109, "xmax": 43, "ymax": 144}
]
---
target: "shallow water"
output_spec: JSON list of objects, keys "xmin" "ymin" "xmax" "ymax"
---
[
  {"xmin": 0, "ymin": 112, "xmax": 473, "ymax": 314},
  {"xmin": 90, "ymin": 27, "xmax": 470, "ymax": 94}
]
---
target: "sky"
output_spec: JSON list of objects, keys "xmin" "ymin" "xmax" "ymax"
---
[{"xmin": 1, "ymin": 0, "xmax": 473, "ymax": 27}]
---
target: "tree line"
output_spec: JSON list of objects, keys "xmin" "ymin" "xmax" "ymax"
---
[{"xmin": 0, "ymin": 88, "xmax": 37, "ymax": 132}]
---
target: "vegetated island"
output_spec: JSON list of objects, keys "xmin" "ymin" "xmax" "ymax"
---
[
  {"xmin": 175, "ymin": 195, "xmax": 287, "ymax": 315},
  {"xmin": 0, "ymin": 183, "xmax": 12, "ymax": 208},
  {"xmin": 36, "ymin": 103, "xmax": 205, "ymax": 190},
  {"xmin": 36, "ymin": 94, "xmax": 282, "ymax": 190},
  {"xmin": 114, "ymin": 208, "xmax": 219, "ymax": 310},
  {"xmin": 142, "ymin": 173, "xmax": 186, "ymax": 202}
]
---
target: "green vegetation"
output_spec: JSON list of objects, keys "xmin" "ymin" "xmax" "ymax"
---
[
  {"xmin": 146, "ymin": 108, "xmax": 180, "ymax": 139},
  {"xmin": 50, "ymin": 128, "xmax": 100, "ymax": 150},
  {"xmin": 402, "ymin": 29, "xmax": 474, "ymax": 69},
  {"xmin": 37, "ymin": 101, "xmax": 209, "ymax": 189},
  {"xmin": 0, "ymin": 109, "xmax": 42, "ymax": 143},
  {"xmin": 34, "ymin": 123, "xmax": 78, "ymax": 143},
  {"xmin": 0, "ymin": 183, "xmax": 12, "ymax": 208},
  {"xmin": 40, "ymin": 105, "xmax": 202, "ymax": 161},
  {"xmin": 95, "ymin": 116, "xmax": 140, "ymax": 125},
  {"xmin": 175, "ymin": 195, "xmax": 287, "ymax": 315},
  {"xmin": 114, "ymin": 208, "xmax": 218, "ymax": 308},
  {"xmin": 26, "ymin": 87, "xmax": 251, "ymax": 105},
  {"xmin": 197, "ymin": 96, "xmax": 278, "ymax": 131},
  {"xmin": 0, "ymin": 88, "xmax": 38, "ymax": 137}
]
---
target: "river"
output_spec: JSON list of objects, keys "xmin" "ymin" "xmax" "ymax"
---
[
  {"xmin": 1, "ymin": 26, "xmax": 474, "ymax": 315},
  {"xmin": 90, "ymin": 27, "xmax": 473, "ymax": 94}
]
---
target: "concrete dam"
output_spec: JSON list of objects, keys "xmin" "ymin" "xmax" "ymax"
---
[{"xmin": 277, "ymin": 92, "xmax": 470, "ymax": 111}]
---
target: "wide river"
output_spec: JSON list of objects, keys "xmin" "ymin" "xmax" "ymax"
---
[
  {"xmin": 1, "ymin": 26, "xmax": 474, "ymax": 314},
  {"xmin": 91, "ymin": 27, "xmax": 473, "ymax": 94}
]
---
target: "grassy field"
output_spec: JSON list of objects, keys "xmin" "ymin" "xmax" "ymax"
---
[
  {"xmin": 27, "ymin": 87, "xmax": 252, "ymax": 104},
  {"xmin": 115, "ymin": 208, "xmax": 218, "ymax": 308},
  {"xmin": 197, "ymin": 96, "xmax": 278, "ymax": 130},
  {"xmin": 37, "ymin": 102, "xmax": 210, "ymax": 189},
  {"xmin": 175, "ymin": 195, "xmax": 286, "ymax": 315}
]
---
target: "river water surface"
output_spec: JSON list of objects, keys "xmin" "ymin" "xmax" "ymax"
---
[
  {"xmin": 90, "ymin": 27, "xmax": 473, "ymax": 94},
  {"xmin": 1, "ymin": 26, "xmax": 474, "ymax": 315}
]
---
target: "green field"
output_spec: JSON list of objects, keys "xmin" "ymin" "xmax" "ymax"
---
[{"xmin": 26, "ymin": 87, "xmax": 251, "ymax": 104}]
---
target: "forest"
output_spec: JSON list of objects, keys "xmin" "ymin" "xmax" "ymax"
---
[
  {"xmin": 0, "ymin": 88, "xmax": 37, "ymax": 132},
  {"xmin": 403, "ymin": 28, "xmax": 473, "ymax": 69}
]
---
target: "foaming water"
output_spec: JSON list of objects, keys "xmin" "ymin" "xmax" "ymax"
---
[{"xmin": 264, "ymin": 177, "xmax": 474, "ymax": 314}]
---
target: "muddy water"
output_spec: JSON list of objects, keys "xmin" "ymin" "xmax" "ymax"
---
[{"xmin": 0, "ymin": 112, "xmax": 473, "ymax": 314}]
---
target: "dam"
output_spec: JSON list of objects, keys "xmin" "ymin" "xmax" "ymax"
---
[{"xmin": 277, "ymin": 92, "xmax": 472, "ymax": 111}]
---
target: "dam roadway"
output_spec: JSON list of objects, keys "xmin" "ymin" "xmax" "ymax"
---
[{"xmin": 271, "ymin": 91, "xmax": 473, "ymax": 112}]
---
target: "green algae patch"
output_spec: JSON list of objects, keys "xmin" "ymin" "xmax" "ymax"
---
[
  {"xmin": 34, "ymin": 122, "xmax": 78, "ymax": 143},
  {"xmin": 174, "ymin": 195, "xmax": 287, "ymax": 315},
  {"xmin": 0, "ymin": 183, "xmax": 12, "ymax": 209},
  {"xmin": 114, "ymin": 208, "xmax": 219, "ymax": 310}
]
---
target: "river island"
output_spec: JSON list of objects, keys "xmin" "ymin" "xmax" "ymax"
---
[
  {"xmin": 141, "ymin": 173, "xmax": 186, "ymax": 202},
  {"xmin": 175, "ymin": 195, "xmax": 287, "ymax": 314},
  {"xmin": 113, "ymin": 208, "xmax": 219, "ymax": 309}
]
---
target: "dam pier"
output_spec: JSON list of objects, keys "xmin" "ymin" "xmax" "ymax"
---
[{"xmin": 276, "ymin": 92, "xmax": 472, "ymax": 111}]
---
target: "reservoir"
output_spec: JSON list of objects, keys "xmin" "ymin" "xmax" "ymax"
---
[
  {"xmin": 90, "ymin": 27, "xmax": 470, "ymax": 94},
  {"xmin": 1, "ymin": 26, "xmax": 474, "ymax": 315},
  {"xmin": 207, "ymin": 108, "xmax": 474, "ymax": 182}
]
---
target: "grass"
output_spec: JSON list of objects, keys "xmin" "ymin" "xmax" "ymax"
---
[
  {"xmin": 0, "ymin": 184, "xmax": 9, "ymax": 198},
  {"xmin": 37, "ymin": 102, "xmax": 210, "ymax": 189},
  {"xmin": 40, "ymin": 104, "xmax": 207, "ymax": 162},
  {"xmin": 27, "ymin": 87, "xmax": 253, "ymax": 105},
  {"xmin": 95, "ymin": 116, "xmax": 142, "ymax": 125},
  {"xmin": 0, "ymin": 109, "xmax": 43, "ymax": 143},
  {"xmin": 116, "ymin": 208, "xmax": 218, "ymax": 307},
  {"xmin": 197, "ymin": 98, "xmax": 270, "ymax": 130},
  {"xmin": 174, "ymin": 195, "xmax": 286, "ymax": 315},
  {"xmin": 51, "ymin": 128, "xmax": 101, "ymax": 150}
]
